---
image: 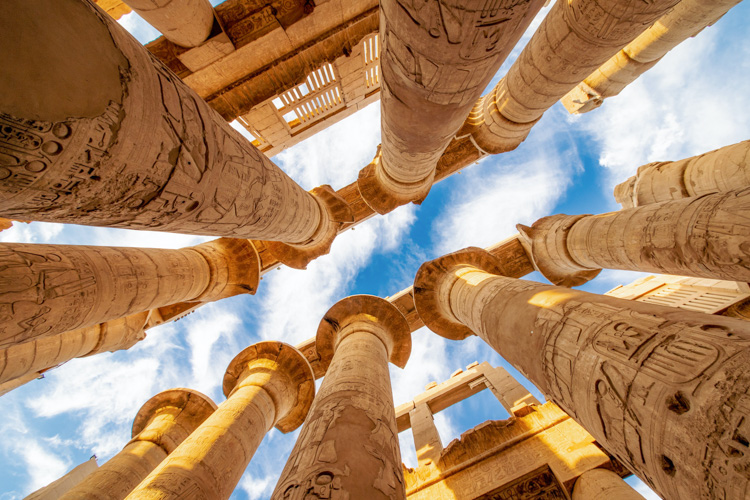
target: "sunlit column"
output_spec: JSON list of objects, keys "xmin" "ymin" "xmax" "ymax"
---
[
  {"xmin": 0, "ymin": 0, "xmax": 334, "ymax": 245},
  {"xmin": 0, "ymin": 238, "xmax": 259, "ymax": 347},
  {"xmin": 413, "ymin": 247, "xmax": 750, "ymax": 500},
  {"xmin": 572, "ymin": 468, "xmax": 646, "ymax": 500},
  {"xmin": 272, "ymin": 295, "xmax": 411, "ymax": 499},
  {"xmin": 460, "ymin": 0, "xmax": 679, "ymax": 154},
  {"xmin": 24, "ymin": 457, "xmax": 98, "ymax": 500},
  {"xmin": 126, "ymin": 341, "xmax": 315, "ymax": 499},
  {"xmin": 482, "ymin": 364, "xmax": 540, "ymax": 416},
  {"xmin": 517, "ymin": 189, "xmax": 750, "ymax": 287},
  {"xmin": 410, "ymin": 402, "xmax": 443, "ymax": 467},
  {"xmin": 361, "ymin": 0, "xmax": 544, "ymax": 214},
  {"xmin": 122, "ymin": 0, "xmax": 215, "ymax": 48},
  {"xmin": 60, "ymin": 389, "xmax": 217, "ymax": 500},
  {"xmin": 563, "ymin": 0, "xmax": 742, "ymax": 113},
  {"xmin": 614, "ymin": 140, "xmax": 750, "ymax": 208}
]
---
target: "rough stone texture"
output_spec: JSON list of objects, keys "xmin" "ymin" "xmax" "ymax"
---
[
  {"xmin": 0, "ymin": 0, "xmax": 329, "ymax": 244},
  {"xmin": 563, "ymin": 0, "xmax": 742, "ymax": 113},
  {"xmin": 460, "ymin": 0, "xmax": 680, "ymax": 154},
  {"xmin": 614, "ymin": 140, "xmax": 750, "ymax": 208},
  {"xmin": 518, "ymin": 188, "xmax": 750, "ymax": 286},
  {"xmin": 362, "ymin": 0, "xmax": 544, "ymax": 214},
  {"xmin": 123, "ymin": 0, "xmax": 215, "ymax": 48},
  {"xmin": 273, "ymin": 295, "xmax": 411, "ymax": 499},
  {"xmin": 414, "ymin": 256, "xmax": 750, "ymax": 499},
  {"xmin": 126, "ymin": 342, "xmax": 314, "ymax": 500},
  {"xmin": 60, "ymin": 389, "xmax": 217, "ymax": 500},
  {"xmin": 0, "ymin": 238, "xmax": 258, "ymax": 347},
  {"xmin": 572, "ymin": 468, "xmax": 645, "ymax": 500}
]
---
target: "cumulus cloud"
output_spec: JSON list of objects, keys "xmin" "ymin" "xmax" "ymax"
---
[{"xmin": 116, "ymin": 11, "xmax": 161, "ymax": 44}]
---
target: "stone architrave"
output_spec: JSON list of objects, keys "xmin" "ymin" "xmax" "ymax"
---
[
  {"xmin": 122, "ymin": 0, "xmax": 215, "ymax": 48},
  {"xmin": 413, "ymin": 247, "xmax": 750, "ymax": 500},
  {"xmin": 126, "ymin": 342, "xmax": 314, "ymax": 499},
  {"xmin": 359, "ymin": 0, "xmax": 545, "ymax": 214},
  {"xmin": 516, "ymin": 188, "xmax": 750, "ymax": 287},
  {"xmin": 572, "ymin": 468, "xmax": 646, "ymax": 500},
  {"xmin": 0, "ymin": 238, "xmax": 259, "ymax": 347},
  {"xmin": 614, "ymin": 140, "xmax": 750, "ymax": 208},
  {"xmin": 0, "ymin": 311, "xmax": 148, "ymax": 386},
  {"xmin": 0, "ymin": 0, "xmax": 337, "ymax": 246},
  {"xmin": 459, "ymin": 0, "xmax": 679, "ymax": 154},
  {"xmin": 272, "ymin": 295, "xmax": 411, "ymax": 500},
  {"xmin": 563, "ymin": 0, "xmax": 742, "ymax": 114},
  {"xmin": 410, "ymin": 402, "xmax": 443, "ymax": 467},
  {"xmin": 60, "ymin": 389, "xmax": 217, "ymax": 500}
]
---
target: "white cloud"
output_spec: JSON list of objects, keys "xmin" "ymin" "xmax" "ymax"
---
[
  {"xmin": 0, "ymin": 221, "xmax": 64, "ymax": 243},
  {"xmin": 238, "ymin": 473, "xmax": 275, "ymax": 500},
  {"xmin": 116, "ymin": 11, "xmax": 161, "ymax": 45},
  {"xmin": 17, "ymin": 440, "xmax": 71, "ymax": 492}
]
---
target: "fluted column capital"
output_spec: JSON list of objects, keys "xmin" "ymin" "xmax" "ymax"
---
[
  {"xmin": 222, "ymin": 341, "xmax": 314, "ymax": 433},
  {"xmin": 190, "ymin": 238, "xmax": 260, "ymax": 301},
  {"xmin": 316, "ymin": 294, "xmax": 411, "ymax": 369}
]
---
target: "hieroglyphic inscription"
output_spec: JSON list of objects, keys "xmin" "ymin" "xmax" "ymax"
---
[{"xmin": 476, "ymin": 465, "xmax": 568, "ymax": 500}]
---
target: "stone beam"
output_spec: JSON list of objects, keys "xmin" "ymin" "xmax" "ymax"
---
[{"xmin": 563, "ymin": 0, "xmax": 743, "ymax": 114}]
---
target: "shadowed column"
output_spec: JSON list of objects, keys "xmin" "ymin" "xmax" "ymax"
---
[
  {"xmin": 413, "ymin": 247, "xmax": 750, "ymax": 500},
  {"xmin": 517, "ymin": 188, "xmax": 750, "ymax": 287},
  {"xmin": 572, "ymin": 468, "xmax": 646, "ymax": 500},
  {"xmin": 60, "ymin": 389, "xmax": 217, "ymax": 500},
  {"xmin": 0, "ymin": 238, "xmax": 259, "ymax": 347},
  {"xmin": 126, "ymin": 341, "xmax": 314, "ymax": 499},
  {"xmin": 272, "ymin": 295, "xmax": 411, "ymax": 500},
  {"xmin": 614, "ymin": 140, "xmax": 750, "ymax": 208},
  {"xmin": 122, "ymin": 0, "xmax": 215, "ymax": 48},
  {"xmin": 0, "ymin": 0, "xmax": 336, "ymax": 245},
  {"xmin": 359, "ymin": 0, "xmax": 544, "ymax": 214},
  {"xmin": 460, "ymin": 0, "xmax": 680, "ymax": 154}
]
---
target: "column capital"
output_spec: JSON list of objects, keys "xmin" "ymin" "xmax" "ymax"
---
[
  {"xmin": 191, "ymin": 238, "xmax": 260, "ymax": 301},
  {"xmin": 222, "ymin": 341, "xmax": 314, "ymax": 433},
  {"xmin": 265, "ymin": 185, "xmax": 354, "ymax": 269},
  {"xmin": 316, "ymin": 294, "xmax": 411, "ymax": 369},
  {"xmin": 517, "ymin": 214, "xmax": 601, "ymax": 287},
  {"xmin": 357, "ymin": 146, "xmax": 432, "ymax": 215},
  {"xmin": 413, "ymin": 247, "xmax": 505, "ymax": 340},
  {"xmin": 131, "ymin": 388, "xmax": 217, "ymax": 454}
]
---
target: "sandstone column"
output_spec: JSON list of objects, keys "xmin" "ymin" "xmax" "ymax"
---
[
  {"xmin": 563, "ymin": 0, "xmax": 742, "ymax": 113},
  {"xmin": 413, "ymin": 247, "xmax": 750, "ymax": 500},
  {"xmin": 410, "ymin": 402, "xmax": 443, "ymax": 467},
  {"xmin": 359, "ymin": 0, "xmax": 545, "ymax": 214},
  {"xmin": 24, "ymin": 457, "xmax": 98, "ymax": 500},
  {"xmin": 460, "ymin": 0, "xmax": 680, "ymax": 154},
  {"xmin": 517, "ymin": 188, "xmax": 750, "ymax": 287},
  {"xmin": 614, "ymin": 140, "xmax": 750, "ymax": 208},
  {"xmin": 126, "ymin": 341, "xmax": 314, "ymax": 499},
  {"xmin": 122, "ymin": 0, "xmax": 215, "ymax": 48},
  {"xmin": 483, "ymin": 364, "xmax": 540, "ymax": 416},
  {"xmin": 0, "ymin": 237, "xmax": 259, "ymax": 347},
  {"xmin": 60, "ymin": 388, "xmax": 217, "ymax": 500},
  {"xmin": 0, "ymin": 0, "xmax": 337, "ymax": 246},
  {"xmin": 272, "ymin": 295, "xmax": 411, "ymax": 499},
  {"xmin": 572, "ymin": 468, "xmax": 646, "ymax": 500}
]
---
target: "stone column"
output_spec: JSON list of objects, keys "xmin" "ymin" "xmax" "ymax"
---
[
  {"xmin": 0, "ymin": 0, "xmax": 335, "ymax": 246},
  {"xmin": 482, "ymin": 365, "xmax": 540, "ymax": 416},
  {"xmin": 126, "ymin": 341, "xmax": 314, "ymax": 499},
  {"xmin": 359, "ymin": 0, "xmax": 545, "ymax": 214},
  {"xmin": 0, "ymin": 237, "xmax": 259, "ymax": 347},
  {"xmin": 272, "ymin": 295, "xmax": 411, "ymax": 500},
  {"xmin": 25, "ymin": 457, "xmax": 99, "ymax": 500},
  {"xmin": 572, "ymin": 468, "xmax": 646, "ymax": 500},
  {"xmin": 413, "ymin": 247, "xmax": 750, "ymax": 500},
  {"xmin": 517, "ymin": 188, "xmax": 750, "ymax": 287},
  {"xmin": 122, "ymin": 0, "xmax": 215, "ymax": 48},
  {"xmin": 563, "ymin": 0, "xmax": 742, "ymax": 113},
  {"xmin": 460, "ymin": 0, "xmax": 679, "ymax": 154},
  {"xmin": 614, "ymin": 140, "xmax": 750, "ymax": 208},
  {"xmin": 410, "ymin": 402, "xmax": 443, "ymax": 467},
  {"xmin": 60, "ymin": 388, "xmax": 217, "ymax": 500}
]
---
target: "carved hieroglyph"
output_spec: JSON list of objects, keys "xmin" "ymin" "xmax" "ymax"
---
[
  {"xmin": 272, "ymin": 295, "xmax": 411, "ymax": 500},
  {"xmin": 517, "ymin": 188, "xmax": 750, "ymax": 287},
  {"xmin": 460, "ymin": 0, "xmax": 680, "ymax": 154},
  {"xmin": 362, "ymin": 0, "xmax": 544, "ymax": 214},
  {"xmin": 60, "ymin": 388, "xmax": 217, "ymax": 500},
  {"xmin": 413, "ymin": 249, "xmax": 750, "ymax": 499},
  {"xmin": 0, "ymin": 0, "xmax": 329, "ymax": 244},
  {"xmin": 572, "ymin": 468, "xmax": 645, "ymax": 500},
  {"xmin": 614, "ymin": 140, "xmax": 750, "ymax": 208},
  {"xmin": 0, "ymin": 238, "xmax": 258, "ymax": 347},
  {"xmin": 122, "ymin": 0, "xmax": 215, "ymax": 48},
  {"xmin": 563, "ymin": 0, "xmax": 743, "ymax": 113},
  {"xmin": 126, "ymin": 342, "xmax": 314, "ymax": 500}
]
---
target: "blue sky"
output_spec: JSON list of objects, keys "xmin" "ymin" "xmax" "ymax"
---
[{"xmin": 2, "ymin": 3, "xmax": 750, "ymax": 499}]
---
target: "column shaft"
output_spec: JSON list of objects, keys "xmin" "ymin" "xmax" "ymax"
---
[
  {"xmin": 439, "ymin": 265, "xmax": 750, "ymax": 499},
  {"xmin": 0, "ymin": 0, "xmax": 325, "ymax": 244},
  {"xmin": 122, "ymin": 0, "xmax": 215, "ymax": 48},
  {"xmin": 483, "ymin": 365, "xmax": 539, "ymax": 415},
  {"xmin": 410, "ymin": 402, "xmax": 443, "ymax": 467},
  {"xmin": 573, "ymin": 468, "xmax": 646, "ymax": 500},
  {"xmin": 614, "ymin": 140, "xmax": 750, "ymax": 208}
]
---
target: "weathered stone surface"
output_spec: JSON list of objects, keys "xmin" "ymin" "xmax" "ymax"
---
[{"xmin": 573, "ymin": 468, "xmax": 645, "ymax": 500}]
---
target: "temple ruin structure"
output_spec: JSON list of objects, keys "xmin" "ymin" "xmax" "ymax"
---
[{"xmin": 3, "ymin": 0, "xmax": 749, "ymax": 499}]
